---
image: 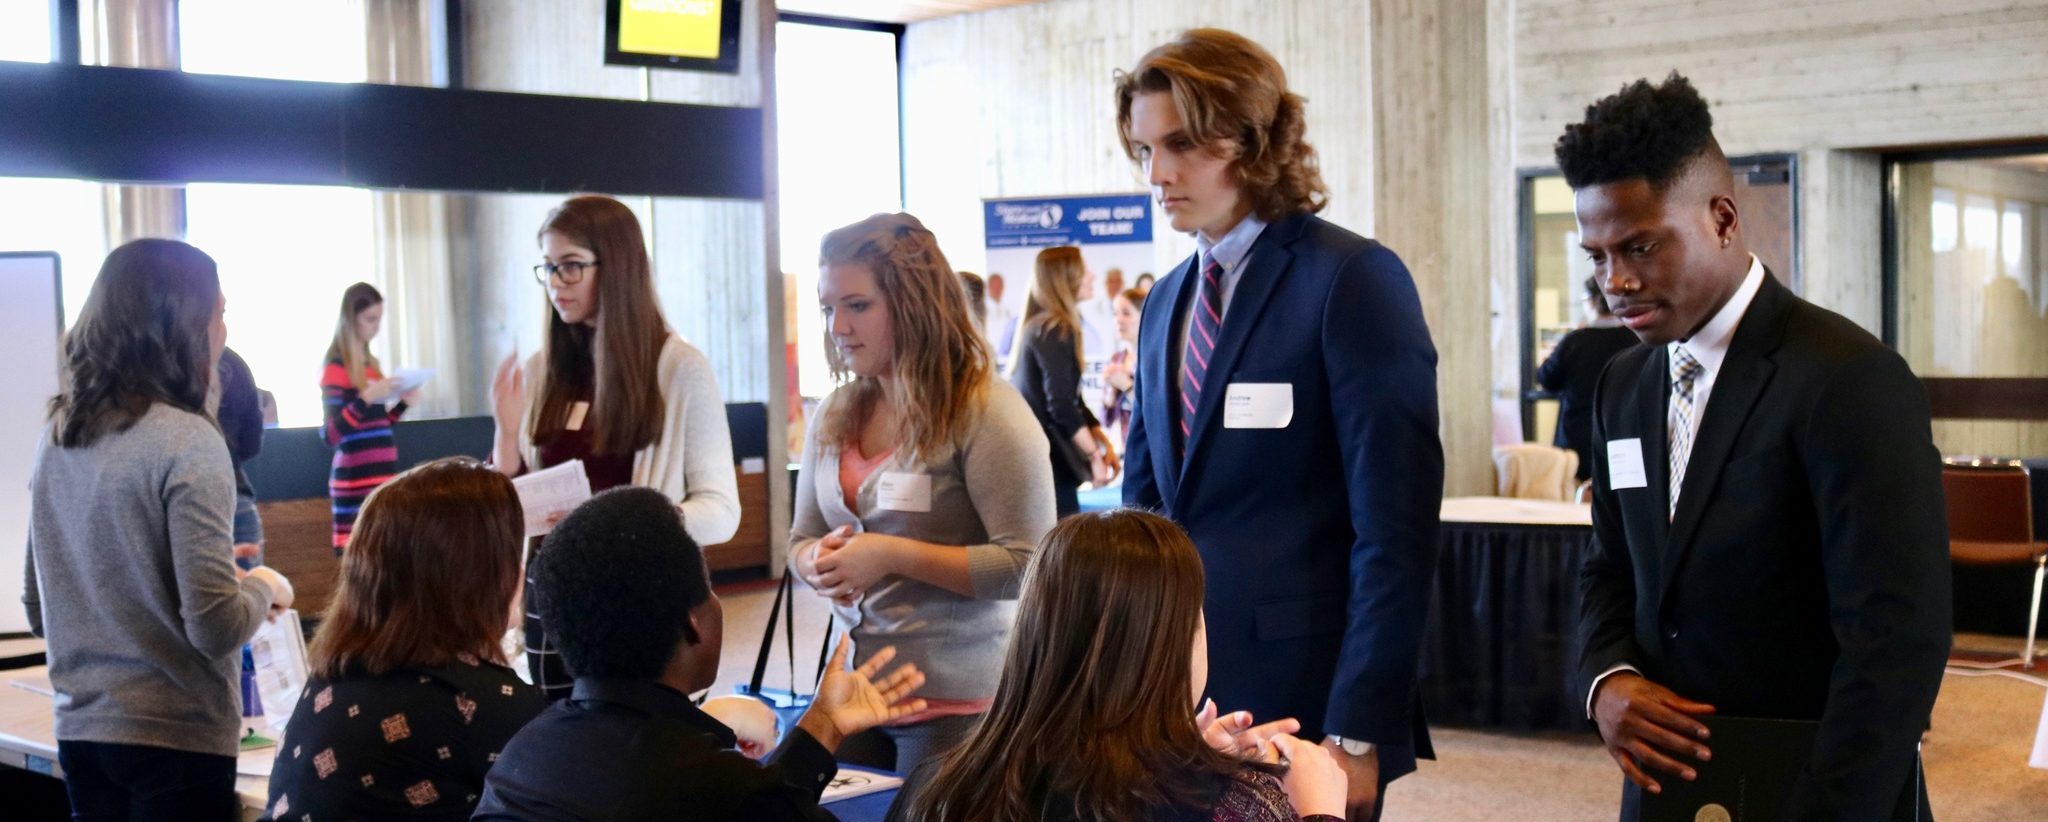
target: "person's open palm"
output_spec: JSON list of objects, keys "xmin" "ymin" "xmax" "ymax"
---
[{"xmin": 814, "ymin": 638, "xmax": 926, "ymax": 738}]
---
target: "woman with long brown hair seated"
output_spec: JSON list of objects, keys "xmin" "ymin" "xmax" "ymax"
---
[
  {"xmin": 261, "ymin": 457, "xmax": 544, "ymax": 821},
  {"xmin": 889, "ymin": 509, "xmax": 1348, "ymax": 821}
]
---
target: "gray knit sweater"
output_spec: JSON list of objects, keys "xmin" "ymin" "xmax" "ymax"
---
[
  {"xmin": 790, "ymin": 381, "xmax": 1055, "ymax": 701},
  {"xmin": 23, "ymin": 403, "xmax": 275, "ymax": 757}
]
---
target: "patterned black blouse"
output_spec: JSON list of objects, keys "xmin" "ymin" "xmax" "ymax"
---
[{"xmin": 260, "ymin": 657, "xmax": 545, "ymax": 822}]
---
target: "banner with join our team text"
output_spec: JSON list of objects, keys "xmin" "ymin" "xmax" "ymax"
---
[{"xmin": 983, "ymin": 194, "xmax": 1154, "ymax": 426}]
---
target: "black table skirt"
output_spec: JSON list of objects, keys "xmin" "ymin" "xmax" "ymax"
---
[{"xmin": 1420, "ymin": 521, "xmax": 1597, "ymax": 732}]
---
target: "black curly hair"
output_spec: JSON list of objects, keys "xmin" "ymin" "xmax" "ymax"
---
[
  {"xmin": 533, "ymin": 486, "xmax": 711, "ymax": 679},
  {"xmin": 1555, "ymin": 72, "xmax": 1715, "ymax": 191}
]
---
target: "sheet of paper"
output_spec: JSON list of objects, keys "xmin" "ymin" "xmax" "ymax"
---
[
  {"xmin": 248, "ymin": 610, "xmax": 309, "ymax": 734},
  {"xmin": 819, "ymin": 765, "xmax": 906, "ymax": 804},
  {"xmin": 513, "ymin": 459, "xmax": 593, "ymax": 538},
  {"xmin": 389, "ymin": 367, "xmax": 436, "ymax": 395},
  {"xmin": 1606, "ymin": 438, "xmax": 1648, "ymax": 490}
]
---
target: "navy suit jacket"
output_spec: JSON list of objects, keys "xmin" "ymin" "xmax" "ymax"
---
[{"xmin": 1123, "ymin": 212, "xmax": 1442, "ymax": 779}]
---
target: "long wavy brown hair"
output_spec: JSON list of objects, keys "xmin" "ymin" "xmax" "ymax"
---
[
  {"xmin": 1115, "ymin": 28, "xmax": 1329, "ymax": 222},
  {"xmin": 905, "ymin": 510, "xmax": 1270, "ymax": 821},
  {"xmin": 310, "ymin": 457, "xmax": 524, "ymax": 678},
  {"xmin": 1020, "ymin": 246, "xmax": 1086, "ymax": 370},
  {"xmin": 49, "ymin": 239, "xmax": 221, "ymax": 448},
  {"xmin": 324, "ymin": 282, "xmax": 383, "ymax": 390},
  {"xmin": 530, "ymin": 195, "xmax": 670, "ymax": 456},
  {"xmin": 815, "ymin": 213, "xmax": 992, "ymax": 461}
]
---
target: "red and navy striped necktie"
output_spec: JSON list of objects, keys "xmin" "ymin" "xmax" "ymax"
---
[{"xmin": 1178, "ymin": 253, "xmax": 1224, "ymax": 457}]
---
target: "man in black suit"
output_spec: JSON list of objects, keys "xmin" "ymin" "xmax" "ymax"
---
[
  {"xmin": 475, "ymin": 488, "xmax": 928, "ymax": 821},
  {"xmin": 1537, "ymin": 277, "xmax": 1642, "ymax": 481},
  {"xmin": 1565, "ymin": 74, "xmax": 1950, "ymax": 820}
]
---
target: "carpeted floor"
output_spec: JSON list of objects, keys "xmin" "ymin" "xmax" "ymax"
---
[{"xmin": 711, "ymin": 579, "xmax": 2048, "ymax": 821}]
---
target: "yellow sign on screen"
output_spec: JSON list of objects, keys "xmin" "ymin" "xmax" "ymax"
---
[{"xmin": 619, "ymin": 0, "xmax": 722, "ymax": 59}]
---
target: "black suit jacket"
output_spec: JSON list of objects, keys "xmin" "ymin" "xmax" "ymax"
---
[
  {"xmin": 474, "ymin": 679, "xmax": 839, "ymax": 821},
  {"xmin": 1011, "ymin": 322, "xmax": 1098, "ymax": 483},
  {"xmin": 1577, "ymin": 273, "xmax": 1950, "ymax": 820},
  {"xmin": 1123, "ymin": 213, "xmax": 1441, "ymax": 780},
  {"xmin": 1536, "ymin": 325, "xmax": 1640, "ymax": 480}
]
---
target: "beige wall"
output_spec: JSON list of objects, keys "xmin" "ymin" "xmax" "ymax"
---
[
  {"xmin": 899, "ymin": 0, "xmax": 1373, "ymax": 276},
  {"xmin": 902, "ymin": 0, "xmax": 2048, "ymax": 486},
  {"xmin": 1507, "ymin": 0, "xmax": 2048, "ymax": 335},
  {"xmin": 901, "ymin": 0, "xmax": 1517, "ymax": 494},
  {"xmin": 1501, "ymin": 0, "xmax": 2048, "ymax": 455}
]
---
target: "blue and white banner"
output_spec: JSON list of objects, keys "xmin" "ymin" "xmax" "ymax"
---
[
  {"xmin": 984, "ymin": 194, "xmax": 1154, "ymax": 248},
  {"xmin": 982, "ymin": 195, "xmax": 1155, "ymax": 436}
]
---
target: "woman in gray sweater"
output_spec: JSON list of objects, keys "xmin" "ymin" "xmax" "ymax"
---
[
  {"xmin": 25, "ymin": 239, "xmax": 294, "ymax": 818},
  {"xmin": 792, "ymin": 213, "xmax": 1057, "ymax": 773}
]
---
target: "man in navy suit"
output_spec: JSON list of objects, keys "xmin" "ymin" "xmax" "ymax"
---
[
  {"xmin": 1115, "ymin": 29, "xmax": 1443, "ymax": 822},
  {"xmin": 1565, "ymin": 75, "xmax": 1948, "ymax": 820}
]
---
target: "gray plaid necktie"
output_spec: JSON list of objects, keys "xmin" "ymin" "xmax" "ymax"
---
[{"xmin": 1667, "ymin": 347, "xmax": 1704, "ymax": 519}]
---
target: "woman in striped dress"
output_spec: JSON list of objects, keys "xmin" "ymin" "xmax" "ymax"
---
[{"xmin": 322, "ymin": 282, "xmax": 411, "ymax": 553}]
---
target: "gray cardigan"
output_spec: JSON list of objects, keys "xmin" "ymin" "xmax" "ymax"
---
[
  {"xmin": 790, "ymin": 381, "xmax": 1055, "ymax": 700},
  {"xmin": 24, "ymin": 404, "xmax": 275, "ymax": 757}
]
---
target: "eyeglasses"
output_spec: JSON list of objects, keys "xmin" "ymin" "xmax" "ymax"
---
[{"xmin": 533, "ymin": 260, "xmax": 599, "ymax": 286}]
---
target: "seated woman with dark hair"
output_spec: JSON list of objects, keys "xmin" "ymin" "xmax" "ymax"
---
[
  {"xmin": 890, "ymin": 509, "xmax": 1348, "ymax": 822},
  {"xmin": 261, "ymin": 457, "xmax": 542, "ymax": 822}
]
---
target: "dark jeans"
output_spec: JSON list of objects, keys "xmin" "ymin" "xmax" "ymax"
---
[{"xmin": 56, "ymin": 740, "xmax": 238, "ymax": 821}]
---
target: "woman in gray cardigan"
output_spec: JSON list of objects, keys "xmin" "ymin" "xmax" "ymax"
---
[
  {"xmin": 792, "ymin": 213, "xmax": 1057, "ymax": 773},
  {"xmin": 26, "ymin": 239, "xmax": 294, "ymax": 818}
]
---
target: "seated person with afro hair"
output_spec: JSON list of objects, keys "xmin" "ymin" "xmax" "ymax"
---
[{"xmin": 475, "ymin": 487, "xmax": 928, "ymax": 821}]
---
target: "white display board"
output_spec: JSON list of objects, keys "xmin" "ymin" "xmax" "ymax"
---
[{"xmin": 0, "ymin": 253, "xmax": 64, "ymax": 635}]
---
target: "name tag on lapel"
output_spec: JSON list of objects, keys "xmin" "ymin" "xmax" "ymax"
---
[
  {"xmin": 1223, "ymin": 383, "xmax": 1293, "ymax": 429},
  {"xmin": 1606, "ymin": 438, "xmax": 1648, "ymax": 490},
  {"xmin": 876, "ymin": 472, "xmax": 933, "ymax": 513}
]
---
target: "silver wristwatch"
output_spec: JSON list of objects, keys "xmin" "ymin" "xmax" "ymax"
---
[{"xmin": 1325, "ymin": 735, "xmax": 1375, "ymax": 756}]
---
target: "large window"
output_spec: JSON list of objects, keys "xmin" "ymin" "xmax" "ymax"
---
[
  {"xmin": 177, "ymin": 2, "xmax": 376, "ymax": 427},
  {"xmin": 1889, "ymin": 150, "xmax": 2048, "ymax": 459},
  {"xmin": 179, "ymin": 0, "xmax": 369, "ymax": 83},
  {"xmin": 0, "ymin": 0, "xmax": 52, "ymax": 63},
  {"xmin": 775, "ymin": 19, "xmax": 903, "ymax": 399},
  {"xmin": 186, "ymin": 184, "xmax": 375, "ymax": 428},
  {"xmin": 0, "ymin": 178, "xmax": 108, "ymax": 327}
]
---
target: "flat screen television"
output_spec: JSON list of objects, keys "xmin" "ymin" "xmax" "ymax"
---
[{"xmin": 604, "ymin": 0, "xmax": 744, "ymax": 74}]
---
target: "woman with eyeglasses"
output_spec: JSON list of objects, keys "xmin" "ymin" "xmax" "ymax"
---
[{"xmin": 489, "ymin": 194, "xmax": 740, "ymax": 701}]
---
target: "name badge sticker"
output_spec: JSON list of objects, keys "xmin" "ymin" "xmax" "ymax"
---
[
  {"xmin": 1222, "ymin": 383, "xmax": 1293, "ymax": 429},
  {"xmin": 876, "ymin": 472, "xmax": 933, "ymax": 513},
  {"xmin": 1606, "ymin": 438, "xmax": 1648, "ymax": 490}
]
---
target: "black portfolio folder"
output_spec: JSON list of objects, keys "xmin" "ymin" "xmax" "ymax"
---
[
  {"xmin": 1639, "ymin": 716, "xmax": 1817, "ymax": 822},
  {"xmin": 1638, "ymin": 714, "xmax": 1924, "ymax": 821}
]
